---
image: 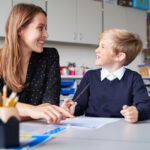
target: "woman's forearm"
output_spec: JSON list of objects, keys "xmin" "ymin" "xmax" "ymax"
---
[{"xmin": 15, "ymin": 102, "xmax": 34, "ymax": 119}]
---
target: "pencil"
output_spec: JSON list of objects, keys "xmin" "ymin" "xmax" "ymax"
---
[
  {"xmin": 73, "ymin": 83, "xmax": 90, "ymax": 101},
  {"xmin": 20, "ymin": 134, "xmax": 33, "ymax": 138},
  {"xmin": 7, "ymin": 92, "xmax": 17, "ymax": 107},
  {"xmin": 12, "ymin": 96, "xmax": 19, "ymax": 106},
  {"xmin": 0, "ymin": 93, "xmax": 2, "ymax": 106},
  {"xmin": 3, "ymin": 85, "xmax": 7, "ymax": 97}
]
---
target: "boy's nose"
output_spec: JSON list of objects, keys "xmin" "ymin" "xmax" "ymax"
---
[{"xmin": 95, "ymin": 48, "xmax": 99, "ymax": 53}]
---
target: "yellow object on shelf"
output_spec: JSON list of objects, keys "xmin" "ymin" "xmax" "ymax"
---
[{"xmin": 138, "ymin": 64, "xmax": 150, "ymax": 76}]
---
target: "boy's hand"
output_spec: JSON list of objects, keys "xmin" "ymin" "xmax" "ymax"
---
[
  {"xmin": 61, "ymin": 98, "xmax": 77, "ymax": 115},
  {"xmin": 120, "ymin": 105, "xmax": 138, "ymax": 123}
]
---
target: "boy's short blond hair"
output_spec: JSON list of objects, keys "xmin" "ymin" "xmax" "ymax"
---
[{"xmin": 99, "ymin": 28, "xmax": 143, "ymax": 66}]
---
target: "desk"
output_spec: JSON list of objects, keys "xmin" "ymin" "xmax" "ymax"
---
[{"xmin": 29, "ymin": 119, "xmax": 150, "ymax": 150}]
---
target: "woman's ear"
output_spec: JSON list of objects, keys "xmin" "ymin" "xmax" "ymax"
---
[
  {"xmin": 18, "ymin": 28, "xmax": 22, "ymax": 37},
  {"xmin": 115, "ymin": 52, "xmax": 126, "ymax": 62}
]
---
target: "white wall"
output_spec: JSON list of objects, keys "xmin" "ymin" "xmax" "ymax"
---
[
  {"xmin": 45, "ymin": 41, "xmax": 97, "ymax": 69},
  {"xmin": 0, "ymin": 37, "xmax": 142, "ymax": 72}
]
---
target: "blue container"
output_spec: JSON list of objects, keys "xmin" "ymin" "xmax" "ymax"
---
[
  {"xmin": 132, "ymin": 0, "xmax": 149, "ymax": 10},
  {"xmin": 60, "ymin": 88, "xmax": 75, "ymax": 95},
  {"xmin": 61, "ymin": 80, "xmax": 75, "ymax": 86}
]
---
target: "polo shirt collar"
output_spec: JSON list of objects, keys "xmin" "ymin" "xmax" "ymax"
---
[{"xmin": 101, "ymin": 66, "xmax": 126, "ymax": 81}]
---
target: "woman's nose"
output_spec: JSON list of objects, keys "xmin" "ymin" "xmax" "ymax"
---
[{"xmin": 44, "ymin": 29, "xmax": 48, "ymax": 38}]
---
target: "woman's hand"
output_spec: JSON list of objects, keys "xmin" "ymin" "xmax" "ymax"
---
[
  {"xmin": 120, "ymin": 105, "xmax": 138, "ymax": 123},
  {"xmin": 61, "ymin": 98, "xmax": 77, "ymax": 115},
  {"xmin": 16, "ymin": 102, "xmax": 74, "ymax": 124}
]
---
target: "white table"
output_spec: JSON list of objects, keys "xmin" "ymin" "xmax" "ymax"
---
[{"xmin": 34, "ymin": 119, "xmax": 150, "ymax": 150}]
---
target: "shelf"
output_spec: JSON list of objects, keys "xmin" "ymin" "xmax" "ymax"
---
[
  {"xmin": 142, "ymin": 76, "xmax": 150, "ymax": 79},
  {"xmin": 61, "ymin": 75, "xmax": 83, "ymax": 79}
]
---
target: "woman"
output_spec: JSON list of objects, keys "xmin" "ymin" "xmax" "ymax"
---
[{"xmin": 0, "ymin": 3, "xmax": 73, "ymax": 123}]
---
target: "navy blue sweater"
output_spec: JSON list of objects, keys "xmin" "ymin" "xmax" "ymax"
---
[{"xmin": 73, "ymin": 69, "xmax": 150, "ymax": 121}]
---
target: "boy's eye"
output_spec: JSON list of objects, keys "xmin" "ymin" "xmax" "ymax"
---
[{"xmin": 101, "ymin": 44, "xmax": 104, "ymax": 48}]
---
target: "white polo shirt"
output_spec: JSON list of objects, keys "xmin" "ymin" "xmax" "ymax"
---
[{"xmin": 101, "ymin": 66, "xmax": 126, "ymax": 81}]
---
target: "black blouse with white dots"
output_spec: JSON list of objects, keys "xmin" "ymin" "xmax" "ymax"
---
[{"xmin": 0, "ymin": 47, "xmax": 61, "ymax": 106}]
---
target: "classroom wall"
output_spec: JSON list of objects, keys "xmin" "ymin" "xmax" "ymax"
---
[{"xmin": 0, "ymin": 38, "xmax": 142, "ymax": 72}]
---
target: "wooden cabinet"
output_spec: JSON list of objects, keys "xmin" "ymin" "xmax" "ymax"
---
[
  {"xmin": 0, "ymin": 0, "xmax": 12, "ymax": 37},
  {"xmin": 47, "ymin": 0, "xmax": 102, "ymax": 45}
]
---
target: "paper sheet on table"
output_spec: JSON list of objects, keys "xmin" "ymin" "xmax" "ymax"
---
[{"xmin": 59, "ymin": 116, "xmax": 120, "ymax": 129}]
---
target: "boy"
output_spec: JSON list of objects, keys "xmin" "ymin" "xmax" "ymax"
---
[{"xmin": 61, "ymin": 28, "xmax": 150, "ymax": 123}]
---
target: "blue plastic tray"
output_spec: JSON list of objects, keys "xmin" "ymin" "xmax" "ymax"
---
[
  {"xmin": 61, "ymin": 80, "xmax": 75, "ymax": 86},
  {"xmin": 60, "ymin": 88, "xmax": 75, "ymax": 94}
]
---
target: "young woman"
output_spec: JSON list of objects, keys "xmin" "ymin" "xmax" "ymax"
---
[{"xmin": 0, "ymin": 3, "xmax": 73, "ymax": 123}]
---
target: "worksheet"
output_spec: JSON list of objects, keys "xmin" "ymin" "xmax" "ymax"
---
[{"xmin": 59, "ymin": 116, "xmax": 120, "ymax": 129}]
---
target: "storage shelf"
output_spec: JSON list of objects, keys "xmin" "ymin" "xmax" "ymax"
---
[
  {"xmin": 61, "ymin": 75, "xmax": 83, "ymax": 79},
  {"xmin": 142, "ymin": 76, "xmax": 150, "ymax": 79}
]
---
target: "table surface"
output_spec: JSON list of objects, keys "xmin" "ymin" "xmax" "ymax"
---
[{"xmin": 33, "ymin": 119, "xmax": 150, "ymax": 150}]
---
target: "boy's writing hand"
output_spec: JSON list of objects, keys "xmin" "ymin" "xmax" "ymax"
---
[
  {"xmin": 120, "ymin": 105, "xmax": 138, "ymax": 123},
  {"xmin": 61, "ymin": 98, "xmax": 77, "ymax": 115}
]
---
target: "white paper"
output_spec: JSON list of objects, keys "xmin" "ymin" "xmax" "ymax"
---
[{"xmin": 59, "ymin": 116, "xmax": 120, "ymax": 129}]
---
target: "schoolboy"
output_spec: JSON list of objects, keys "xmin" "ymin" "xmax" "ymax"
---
[{"xmin": 61, "ymin": 28, "xmax": 150, "ymax": 123}]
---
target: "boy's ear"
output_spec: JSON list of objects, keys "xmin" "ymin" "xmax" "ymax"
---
[{"xmin": 115, "ymin": 52, "xmax": 126, "ymax": 62}]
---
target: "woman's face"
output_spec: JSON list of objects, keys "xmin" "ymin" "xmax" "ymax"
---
[{"xmin": 19, "ymin": 12, "xmax": 48, "ymax": 53}]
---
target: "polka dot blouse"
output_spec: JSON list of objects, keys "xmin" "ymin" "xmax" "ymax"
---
[{"xmin": 0, "ymin": 47, "xmax": 61, "ymax": 106}]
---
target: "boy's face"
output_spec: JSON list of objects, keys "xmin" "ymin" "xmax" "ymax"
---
[{"xmin": 95, "ymin": 39, "xmax": 117, "ymax": 67}]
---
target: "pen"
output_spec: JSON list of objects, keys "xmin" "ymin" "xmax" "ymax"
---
[{"xmin": 73, "ymin": 83, "xmax": 90, "ymax": 101}]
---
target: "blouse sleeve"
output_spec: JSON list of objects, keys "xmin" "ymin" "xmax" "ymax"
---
[{"xmin": 42, "ymin": 48, "xmax": 61, "ymax": 106}]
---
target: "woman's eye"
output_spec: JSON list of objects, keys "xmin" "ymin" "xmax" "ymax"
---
[{"xmin": 39, "ymin": 26, "xmax": 43, "ymax": 31}]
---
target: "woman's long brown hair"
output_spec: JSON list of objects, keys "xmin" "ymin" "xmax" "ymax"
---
[{"xmin": 0, "ymin": 3, "xmax": 46, "ymax": 92}]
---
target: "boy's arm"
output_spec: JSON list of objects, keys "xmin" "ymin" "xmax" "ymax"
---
[{"xmin": 132, "ymin": 74, "xmax": 150, "ymax": 121}]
